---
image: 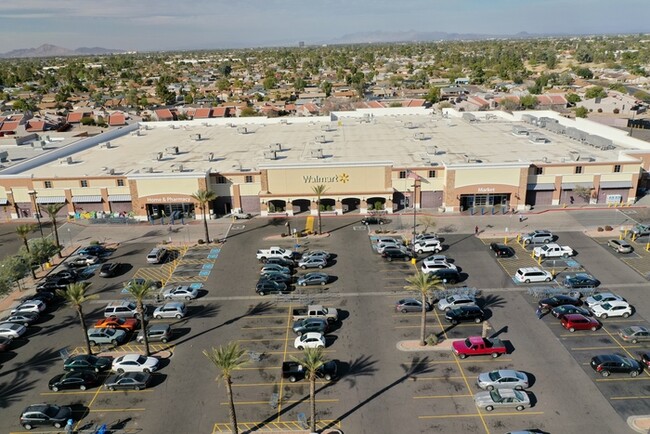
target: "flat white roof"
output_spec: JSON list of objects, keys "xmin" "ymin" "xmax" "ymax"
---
[{"xmin": 5, "ymin": 109, "xmax": 647, "ymax": 178}]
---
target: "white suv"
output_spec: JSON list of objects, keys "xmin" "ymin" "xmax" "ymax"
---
[
  {"xmin": 421, "ymin": 258, "xmax": 457, "ymax": 274},
  {"xmin": 413, "ymin": 239, "xmax": 442, "ymax": 254},
  {"xmin": 514, "ymin": 267, "xmax": 553, "ymax": 283},
  {"xmin": 147, "ymin": 247, "xmax": 167, "ymax": 264}
]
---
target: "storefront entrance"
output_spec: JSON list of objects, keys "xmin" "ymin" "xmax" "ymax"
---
[
  {"xmin": 147, "ymin": 203, "xmax": 195, "ymax": 221},
  {"xmin": 460, "ymin": 193, "xmax": 510, "ymax": 211}
]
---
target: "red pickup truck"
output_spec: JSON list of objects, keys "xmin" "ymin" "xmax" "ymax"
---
[{"xmin": 452, "ymin": 336, "xmax": 507, "ymax": 359}]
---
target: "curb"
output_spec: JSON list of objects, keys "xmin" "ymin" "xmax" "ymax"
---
[
  {"xmin": 396, "ymin": 338, "xmax": 460, "ymax": 352},
  {"xmin": 96, "ymin": 350, "xmax": 173, "ymax": 359},
  {"xmin": 627, "ymin": 415, "xmax": 650, "ymax": 433}
]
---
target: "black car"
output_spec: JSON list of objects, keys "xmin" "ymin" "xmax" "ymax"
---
[
  {"xmin": 63, "ymin": 354, "xmax": 112, "ymax": 372},
  {"xmin": 99, "ymin": 262, "xmax": 120, "ymax": 277},
  {"xmin": 490, "ymin": 243, "xmax": 515, "ymax": 258},
  {"xmin": 259, "ymin": 273, "xmax": 293, "ymax": 284},
  {"xmin": 105, "ymin": 372, "xmax": 152, "ymax": 391},
  {"xmin": 292, "ymin": 318, "xmax": 329, "ymax": 335},
  {"xmin": 264, "ymin": 257, "xmax": 296, "ymax": 268},
  {"xmin": 382, "ymin": 248, "xmax": 412, "ymax": 262},
  {"xmin": 256, "ymin": 280, "xmax": 291, "ymax": 296},
  {"xmin": 551, "ymin": 304, "xmax": 592, "ymax": 318},
  {"xmin": 36, "ymin": 279, "xmax": 67, "ymax": 292},
  {"xmin": 562, "ymin": 273, "xmax": 600, "ymax": 289},
  {"xmin": 538, "ymin": 295, "xmax": 581, "ymax": 311},
  {"xmin": 46, "ymin": 269, "xmax": 77, "ymax": 283},
  {"xmin": 282, "ymin": 360, "xmax": 339, "ymax": 382},
  {"xmin": 361, "ymin": 217, "xmax": 389, "ymax": 225},
  {"xmin": 445, "ymin": 305, "xmax": 485, "ymax": 325},
  {"xmin": 590, "ymin": 354, "xmax": 643, "ymax": 377},
  {"xmin": 20, "ymin": 404, "xmax": 73, "ymax": 430},
  {"xmin": 430, "ymin": 268, "xmax": 461, "ymax": 284},
  {"xmin": 48, "ymin": 371, "xmax": 98, "ymax": 391}
]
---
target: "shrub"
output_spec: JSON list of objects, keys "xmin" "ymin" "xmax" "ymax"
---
[
  {"xmin": 613, "ymin": 108, "xmax": 620, "ymax": 114},
  {"xmin": 268, "ymin": 203, "xmax": 276, "ymax": 213},
  {"xmin": 89, "ymin": 240, "xmax": 100, "ymax": 245},
  {"xmin": 374, "ymin": 201, "xmax": 383, "ymax": 210},
  {"xmin": 198, "ymin": 239, "xmax": 205, "ymax": 244},
  {"xmin": 425, "ymin": 334, "xmax": 440, "ymax": 346},
  {"xmin": 597, "ymin": 227, "xmax": 604, "ymax": 232},
  {"xmin": 605, "ymin": 225, "xmax": 613, "ymax": 231}
]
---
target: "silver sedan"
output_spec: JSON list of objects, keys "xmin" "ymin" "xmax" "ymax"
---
[
  {"xmin": 296, "ymin": 272, "xmax": 329, "ymax": 286},
  {"xmin": 474, "ymin": 389, "xmax": 530, "ymax": 412},
  {"xmin": 476, "ymin": 370, "xmax": 529, "ymax": 391}
]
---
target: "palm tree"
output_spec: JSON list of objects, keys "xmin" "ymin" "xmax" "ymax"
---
[
  {"xmin": 292, "ymin": 348, "xmax": 326, "ymax": 432},
  {"xmin": 123, "ymin": 281, "xmax": 155, "ymax": 356},
  {"xmin": 15, "ymin": 224, "xmax": 34, "ymax": 253},
  {"xmin": 42, "ymin": 203, "xmax": 66, "ymax": 258},
  {"xmin": 203, "ymin": 342, "xmax": 247, "ymax": 434},
  {"xmin": 311, "ymin": 184, "xmax": 328, "ymax": 234},
  {"xmin": 404, "ymin": 271, "xmax": 444, "ymax": 346},
  {"xmin": 57, "ymin": 282, "xmax": 98, "ymax": 355},
  {"xmin": 191, "ymin": 189, "xmax": 217, "ymax": 243}
]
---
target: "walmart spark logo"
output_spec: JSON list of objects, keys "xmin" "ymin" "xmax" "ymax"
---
[{"xmin": 338, "ymin": 173, "xmax": 349, "ymax": 183}]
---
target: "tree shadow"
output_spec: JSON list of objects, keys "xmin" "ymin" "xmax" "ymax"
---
[
  {"xmin": 480, "ymin": 294, "xmax": 506, "ymax": 310},
  {"xmin": 0, "ymin": 371, "xmax": 39, "ymax": 408},
  {"xmin": 0, "ymin": 347, "xmax": 60, "ymax": 379},
  {"xmin": 340, "ymin": 354, "xmax": 378, "ymax": 388}
]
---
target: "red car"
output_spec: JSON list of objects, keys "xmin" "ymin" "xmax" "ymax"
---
[
  {"xmin": 94, "ymin": 317, "xmax": 138, "ymax": 332},
  {"xmin": 560, "ymin": 314, "xmax": 600, "ymax": 332}
]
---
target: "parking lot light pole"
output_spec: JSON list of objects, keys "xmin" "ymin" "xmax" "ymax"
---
[
  {"xmin": 411, "ymin": 181, "xmax": 418, "ymax": 251},
  {"xmin": 28, "ymin": 190, "xmax": 44, "ymax": 237}
]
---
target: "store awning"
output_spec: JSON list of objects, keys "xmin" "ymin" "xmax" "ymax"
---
[
  {"xmin": 108, "ymin": 194, "xmax": 132, "ymax": 202},
  {"xmin": 72, "ymin": 195, "xmax": 103, "ymax": 203},
  {"xmin": 600, "ymin": 181, "xmax": 633, "ymax": 189},
  {"xmin": 36, "ymin": 196, "xmax": 66, "ymax": 204},
  {"xmin": 561, "ymin": 183, "xmax": 593, "ymax": 190},
  {"xmin": 0, "ymin": 198, "xmax": 7, "ymax": 205},
  {"xmin": 527, "ymin": 183, "xmax": 555, "ymax": 191}
]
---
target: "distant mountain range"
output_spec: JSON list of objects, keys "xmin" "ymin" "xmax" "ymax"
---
[
  {"xmin": 0, "ymin": 44, "xmax": 125, "ymax": 58},
  {"xmin": 322, "ymin": 30, "xmax": 553, "ymax": 45}
]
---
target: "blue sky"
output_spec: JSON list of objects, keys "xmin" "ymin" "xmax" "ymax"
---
[{"xmin": 0, "ymin": 0, "xmax": 648, "ymax": 52}]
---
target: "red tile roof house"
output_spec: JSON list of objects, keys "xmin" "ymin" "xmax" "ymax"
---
[
  {"xmin": 193, "ymin": 108, "xmax": 212, "ymax": 119},
  {"xmin": 0, "ymin": 120, "xmax": 19, "ymax": 135},
  {"xmin": 153, "ymin": 109, "xmax": 175, "ymax": 121},
  {"xmin": 464, "ymin": 95, "xmax": 490, "ymax": 111},
  {"xmin": 108, "ymin": 112, "xmax": 126, "ymax": 126},
  {"xmin": 66, "ymin": 111, "xmax": 92, "ymax": 124},
  {"xmin": 24, "ymin": 120, "xmax": 46, "ymax": 132},
  {"xmin": 212, "ymin": 107, "xmax": 230, "ymax": 118},
  {"xmin": 298, "ymin": 103, "xmax": 320, "ymax": 116},
  {"xmin": 536, "ymin": 94, "xmax": 568, "ymax": 110}
]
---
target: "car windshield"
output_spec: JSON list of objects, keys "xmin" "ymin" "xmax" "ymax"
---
[
  {"xmin": 105, "ymin": 328, "xmax": 116, "ymax": 336},
  {"xmin": 136, "ymin": 355, "xmax": 147, "ymax": 364},
  {"xmin": 592, "ymin": 294, "xmax": 604, "ymax": 301},
  {"xmin": 44, "ymin": 405, "xmax": 61, "ymax": 417},
  {"xmin": 513, "ymin": 390, "xmax": 524, "ymax": 401},
  {"xmin": 463, "ymin": 338, "xmax": 472, "ymax": 347},
  {"xmin": 601, "ymin": 302, "xmax": 613, "ymax": 310},
  {"xmin": 489, "ymin": 390, "xmax": 502, "ymax": 401},
  {"xmin": 488, "ymin": 371, "xmax": 501, "ymax": 381},
  {"xmin": 621, "ymin": 327, "xmax": 634, "ymax": 335}
]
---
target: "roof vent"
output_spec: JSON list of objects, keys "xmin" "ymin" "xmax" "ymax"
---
[
  {"xmin": 315, "ymin": 135, "xmax": 327, "ymax": 143},
  {"xmin": 310, "ymin": 149, "xmax": 324, "ymax": 159},
  {"xmin": 237, "ymin": 126, "xmax": 248, "ymax": 134},
  {"xmin": 190, "ymin": 134, "xmax": 201, "ymax": 141},
  {"xmin": 263, "ymin": 150, "xmax": 277, "ymax": 160},
  {"xmin": 153, "ymin": 152, "xmax": 163, "ymax": 161},
  {"xmin": 142, "ymin": 167, "xmax": 153, "ymax": 173},
  {"xmin": 206, "ymin": 152, "xmax": 214, "ymax": 162},
  {"xmin": 59, "ymin": 156, "xmax": 73, "ymax": 165},
  {"xmin": 269, "ymin": 143, "xmax": 282, "ymax": 151},
  {"xmin": 166, "ymin": 146, "xmax": 179, "ymax": 155}
]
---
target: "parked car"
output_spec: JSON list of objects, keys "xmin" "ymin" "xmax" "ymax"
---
[
  {"xmin": 104, "ymin": 300, "xmax": 144, "ymax": 319},
  {"xmin": 298, "ymin": 257, "xmax": 328, "ymax": 269},
  {"xmin": 476, "ymin": 370, "xmax": 529, "ymax": 391},
  {"xmin": 87, "ymin": 327, "xmax": 127, "ymax": 346},
  {"xmin": 0, "ymin": 336, "xmax": 13, "ymax": 352},
  {"xmin": 430, "ymin": 268, "xmax": 462, "ymax": 284},
  {"xmin": 521, "ymin": 230, "xmax": 554, "ymax": 245},
  {"xmin": 259, "ymin": 273, "xmax": 292, "ymax": 284},
  {"xmin": 11, "ymin": 299, "xmax": 46, "ymax": 314},
  {"xmin": 47, "ymin": 269, "xmax": 78, "ymax": 282},
  {"xmin": 112, "ymin": 354, "xmax": 159, "ymax": 373},
  {"xmin": 514, "ymin": 267, "xmax": 553, "ymax": 283},
  {"xmin": 146, "ymin": 247, "xmax": 168, "ymax": 264},
  {"xmin": 162, "ymin": 285, "xmax": 199, "ymax": 300},
  {"xmin": 445, "ymin": 305, "xmax": 485, "ymax": 324},
  {"xmin": 562, "ymin": 273, "xmax": 600, "ymax": 289},
  {"xmin": 618, "ymin": 326, "xmax": 650, "ymax": 343},
  {"xmin": 78, "ymin": 245, "xmax": 107, "ymax": 256},
  {"xmin": 421, "ymin": 258, "xmax": 457, "ymax": 274},
  {"xmin": 590, "ymin": 354, "xmax": 643, "ymax": 377},
  {"xmin": 396, "ymin": 298, "xmax": 431, "ymax": 313},
  {"xmin": 99, "ymin": 262, "xmax": 120, "ymax": 277},
  {"xmin": 282, "ymin": 360, "xmax": 339, "ymax": 382},
  {"xmin": 3, "ymin": 312, "xmax": 39, "ymax": 326},
  {"xmin": 104, "ymin": 372, "xmax": 152, "ymax": 391},
  {"xmin": 585, "ymin": 292, "xmax": 625, "ymax": 307},
  {"xmin": 608, "ymin": 239, "xmax": 633, "ymax": 254},
  {"xmin": 261, "ymin": 264, "xmax": 291, "ymax": 275},
  {"xmin": 551, "ymin": 305, "xmax": 592, "ymax": 318},
  {"xmin": 413, "ymin": 239, "xmax": 443, "ymax": 254},
  {"xmin": 0, "ymin": 322, "xmax": 27, "ymax": 338},
  {"xmin": 230, "ymin": 211, "xmax": 252, "ymax": 219},
  {"xmin": 297, "ymin": 272, "xmax": 329, "ymax": 286},
  {"xmin": 631, "ymin": 224, "xmax": 650, "ymax": 237},
  {"xmin": 137, "ymin": 324, "xmax": 172, "ymax": 343},
  {"xmin": 36, "ymin": 279, "xmax": 67, "ymax": 292},
  {"xmin": 490, "ymin": 243, "xmax": 515, "ymax": 258},
  {"xmin": 294, "ymin": 332, "xmax": 326, "ymax": 349},
  {"xmin": 302, "ymin": 250, "xmax": 331, "ymax": 260},
  {"xmin": 63, "ymin": 354, "xmax": 112, "ymax": 372},
  {"xmin": 560, "ymin": 314, "xmax": 600, "ymax": 332},
  {"xmin": 361, "ymin": 217, "xmax": 388, "ymax": 225},
  {"xmin": 264, "ymin": 257, "xmax": 296, "ymax": 268},
  {"xmin": 292, "ymin": 318, "xmax": 329, "ymax": 335},
  {"xmin": 48, "ymin": 371, "xmax": 98, "ymax": 391},
  {"xmin": 256, "ymin": 280, "xmax": 291, "ymax": 295},
  {"xmin": 20, "ymin": 404, "xmax": 72, "ymax": 430},
  {"xmin": 640, "ymin": 352, "xmax": 650, "ymax": 370},
  {"xmin": 474, "ymin": 389, "xmax": 530, "ymax": 411},
  {"xmin": 94, "ymin": 317, "xmax": 138, "ymax": 332},
  {"xmin": 538, "ymin": 295, "xmax": 581, "ymax": 311},
  {"xmin": 415, "ymin": 233, "xmax": 438, "ymax": 242},
  {"xmin": 67, "ymin": 254, "xmax": 99, "ymax": 267},
  {"xmin": 382, "ymin": 248, "xmax": 413, "ymax": 261},
  {"xmin": 377, "ymin": 241, "xmax": 407, "ymax": 254},
  {"xmin": 153, "ymin": 302, "xmax": 187, "ymax": 319},
  {"xmin": 437, "ymin": 294, "xmax": 476, "ymax": 312},
  {"xmin": 376, "ymin": 237, "xmax": 403, "ymax": 245},
  {"xmin": 590, "ymin": 301, "xmax": 633, "ymax": 319}
]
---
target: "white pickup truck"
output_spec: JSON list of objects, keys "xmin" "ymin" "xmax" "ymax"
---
[
  {"xmin": 256, "ymin": 246, "xmax": 294, "ymax": 262},
  {"xmin": 532, "ymin": 243, "xmax": 574, "ymax": 259}
]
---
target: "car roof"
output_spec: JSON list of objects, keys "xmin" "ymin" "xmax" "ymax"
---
[
  {"xmin": 162, "ymin": 301, "xmax": 184, "ymax": 308},
  {"xmin": 118, "ymin": 354, "xmax": 144, "ymax": 362},
  {"xmin": 563, "ymin": 313, "xmax": 590, "ymax": 320}
]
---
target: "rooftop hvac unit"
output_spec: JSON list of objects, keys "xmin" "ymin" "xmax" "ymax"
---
[
  {"xmin": 153, "ymin": 152, "xmax": 163, "ymax": 161},
  {"xmin": 108, "ymin": 168, "xmax": 115, "ymax": 175},
  {"xmin": 174, "ymin": 164, "xmax": 184, "ymax": 172},
  {"xmin": 0, "ymin": 151, "xmax": 7, "ymax": 162},
  {"xmin": 310, "ymin": 149, "xmax": 324, "ymax": 159},
  {"xmin": 280, "ymin": 119, "xmax": 288, "ymax": 125},
  {"xmin": 59, "ymin": 156, "xmax": 73, "ymax": 165},
  {"xmin": 315, "ymin": 135, "xmax": 327, "ymax": 143},
  {"xmin": 263, "ymin": 150, "xmax": 277, "ymax": 160},
  {"xmin": 569, "ymin": 151, "xmax": 581, "ymax": 161},
  {"xmin": 143, "ymin": 167, "xmax": 153, "ymax": 173},
  {"xmin": 321, "ymin": 124, "xmax": 334, "ymax": 131},
  {"xmin": 206, "ymin": 152, "xmax": 214, "ymax": 162},
  {"xmin": 202, "ymin": 122, "xmax": 209, "ymax": 127},
  {"xmin": 269, "ymin": 143, "xmax": 282, "ymax": 151},
  {"xmin": 414, "ymin": 132, "xmax": 425, "ymax": 140},
  {"xmin": 165, "ymin": 146, "xmax": 179, "ymax": 155},
  {"xmin": 237, "ymin": 126, "xmax": 248, "ymax": 134},
  {"xmin": 190, "ymin": 134, "xmax": 201, "ymax": 141},
  {"xmin": 131, "ymin": 130, "xmax": 141, "ymax": 136}
]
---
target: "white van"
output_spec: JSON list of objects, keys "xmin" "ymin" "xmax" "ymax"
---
[
  {"xmin": 147, "ymin": 247, "xmax": 167, "ymax": 264},
  {"xmin": 514, "ymin": 267, "xmax": 553, "ymax": 283}
]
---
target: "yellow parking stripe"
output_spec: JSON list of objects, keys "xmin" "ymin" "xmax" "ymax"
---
[
  {"xmin": 611, "ymin": 395, "xmax": 650, "ymax": 400},
  {"xmin": 571, "ymin": 345, "xmax": 643, "ymax": 351},
  {"xmin": 89, "ymin": 408, "xmax": 146, "ymax": 412},
  {"xmin": 414, "ymin": 394, "xmax": 473, "ymax": 399},
  {"xmin": 419, "ymin": 411, "xmax": 544, "ymax": 419},
  {"xmin": 223, "ymin": 399, "xmax": 338, "ymax": 405},
  {"xmin": 212, "ymin": 420, "xmax": 340, "ymax": 433}
]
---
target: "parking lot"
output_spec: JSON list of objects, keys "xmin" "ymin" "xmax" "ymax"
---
[{"xmin": 4, "ymin": 215, "xmax": 650, "ymax": 433}]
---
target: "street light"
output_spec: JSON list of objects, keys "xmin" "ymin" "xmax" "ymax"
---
[
  {"xmin": 28, "ymin": 191, "xmax": 44, "ymax": 237},
  {"xmin": 412, "ymin": 182, "xmax": 418, "ymax": 251}
]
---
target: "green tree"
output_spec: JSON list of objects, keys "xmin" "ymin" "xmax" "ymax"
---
[
  {"xmin": 585, "ymin": 86, "xmax": 607, "ymax": 99},
  {"xmin": 123, "ymin": 281, "xmax": 155, "ymax": 356},
  {"xmin": 312, "ymin": 184, "xmax": 328, "ymax": 234},
  {"xmin": 321, "ymin": 80, "xmax": 332, "ymax": 97},
  {"xmin": 28, "ymin": 238, "xmax": 59, "ymax": 271},
  {"xmin": 575, "ymin": 67, "xmax": 593, "ymax": 79},
  {"xmin": 42, "ymin": 203, "xmax": 66, "ymax": 258},
  {"xmin": 191, "ymin": 189, "xmax": 217, "ymax": 243},
  {"xmin": 634, "ymin": 90, "xmax": 650, "ymax": 103},
  {"xmin": 0, "ymin": 254, "xmax": 31, "ymax": 291},
  {"xmin": 404, "ymin": 272, "xmax": 443, "ymax": 346},
  {"xmin": 203, "ymin": 342, "xmax": 247, "ymax": 434},
  {"xmin": 57, "ymin": 283, "xmax": 98, "ymax": 355},
  {"xmin": 609, "ymin": 83, "xmax": 627, "ymax": 93},
  {"xmin": 15, "ymin": 224, "xmax": 34, "ymax": 253},
  {"xmin": 575, "ymin": 106, "xmax": 589, "ymax": 118},
  {"xmin": 520, "ymin": 94, "xmax": 538, "ymax": 109},
  {"xmin": 240, "ymin": 107, "xmax": 258, "ymax": 117},
  {"xmin": 292, "ymin": 348, "xmax": 327, "ymax": 432},
  {"xmin": 263, "ymin": 76, "xmax": 277, "ymax": 90},
  {"xmin": 566, "ymin": 93, "xmax": 581, "ymax": 104},
  {"xmin": 425, "ymin": 87, "xmax": 440, "ymax": 104}
]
